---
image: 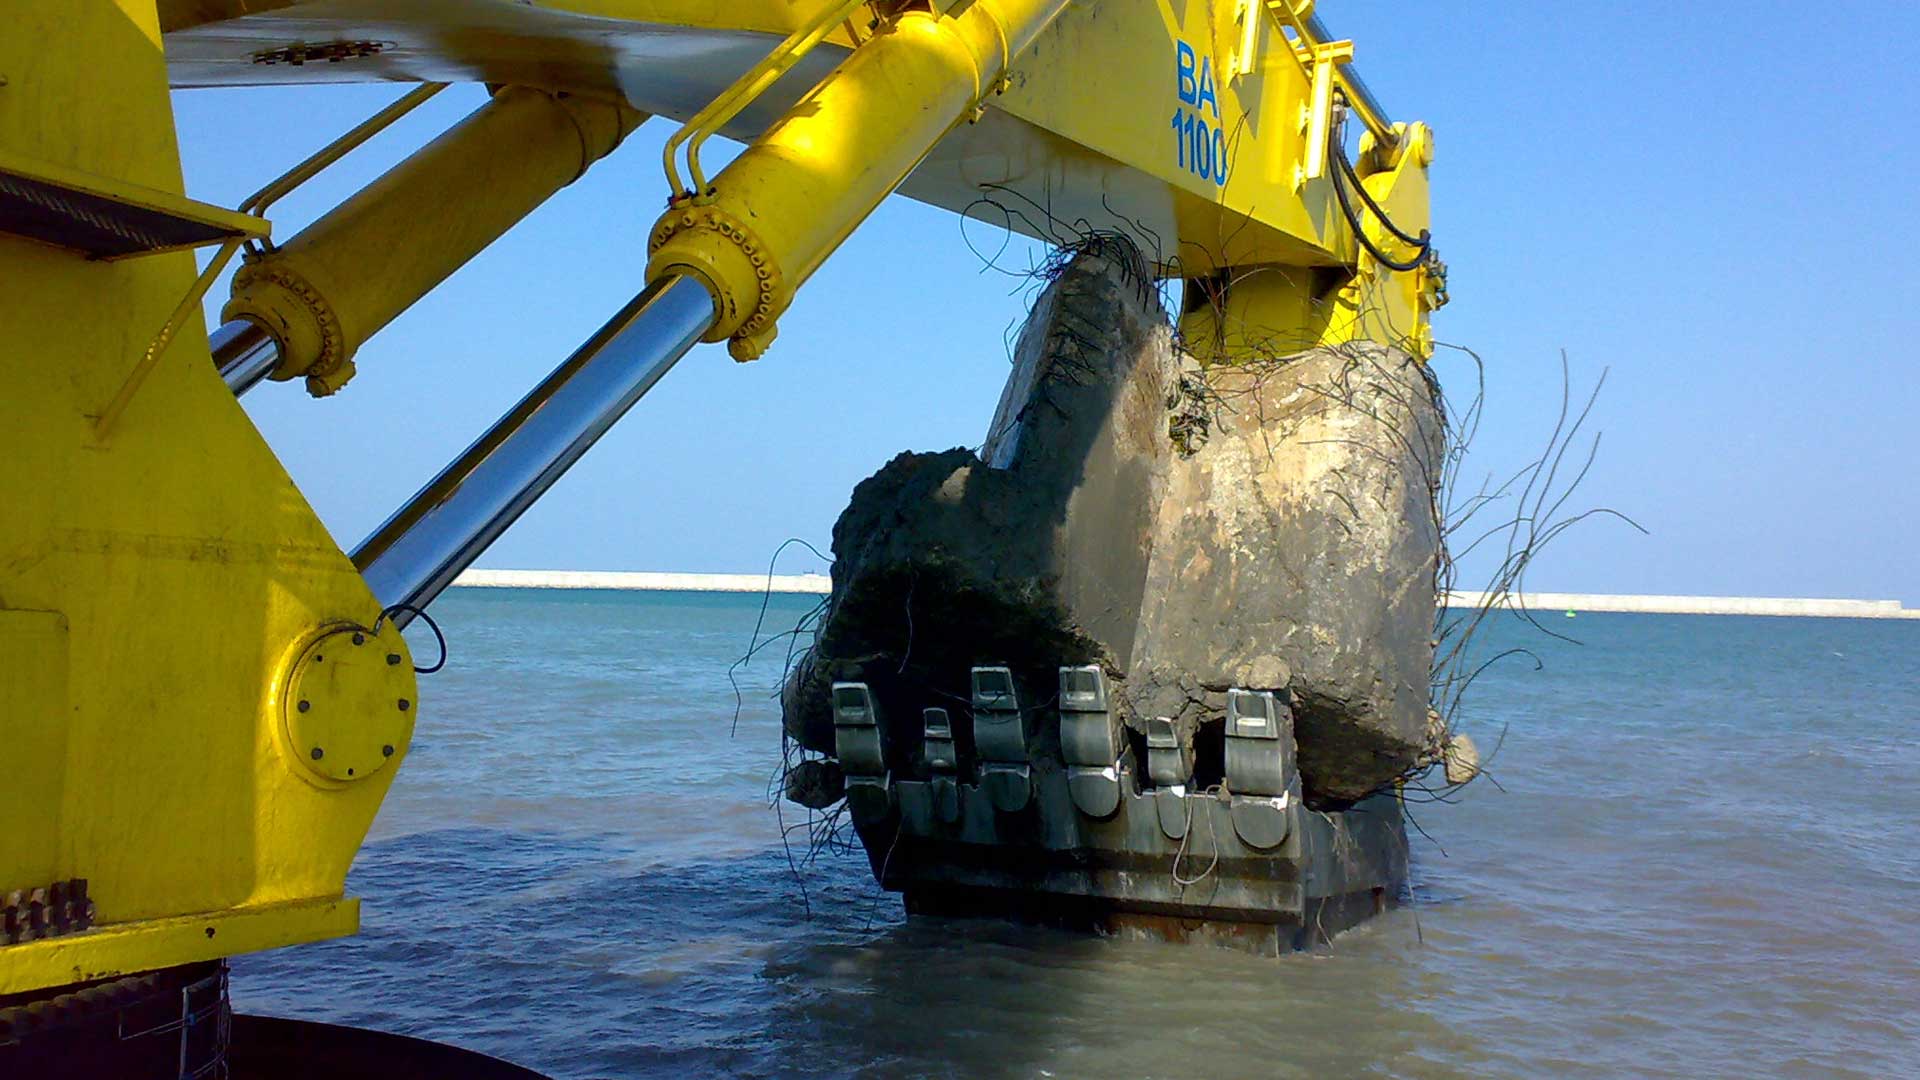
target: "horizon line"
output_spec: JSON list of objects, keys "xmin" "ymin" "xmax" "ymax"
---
[{"xmin": 449, "ymin": 570, "xmax": 1920, "ymax": 620}]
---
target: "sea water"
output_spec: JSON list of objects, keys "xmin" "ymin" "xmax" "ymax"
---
[{"xmin": 233, "ymin": 588, "xmax": 1920, "ymax": 1078}]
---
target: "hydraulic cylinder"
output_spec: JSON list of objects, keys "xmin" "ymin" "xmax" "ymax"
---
[
  {"xmin": 210, "ymin": 319, "xmax": 278, "ymax": 394},
  {"xmin": 221, "ymin": 87, "xmax": 645, "ymax": 396},
  {"xmin": 646, "ymin": 0, "xmax": 1074, "ymax": 361},
  {"xmin": 352, "ymin": 275, "xmax": 715, "ymax": 618},
  {"xmin": 350, "ymin": 0, "xmax": 1075, "ymax": 621}
]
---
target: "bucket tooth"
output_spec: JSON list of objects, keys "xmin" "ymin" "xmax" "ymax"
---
[
  {"xmin": 1145, "ymin": 716, "xmax": 1193, "ymax": 840},
  {"xmin": 921, "ymin": 708, "xmax": 961, "ymax": 824},
  {"xmin": 1224, "ymin": 690, "xmax": 1298, "ymax": 850},
  {"xmin": 969, "ymin": 666, "xmax": 1031, "ymax": 813},
  {"xmin": 831, "ymin": 682, "xmax": 891, "ymax": 824},
  {"xmin": 1059, "ymin": 666, "xmax": 1121, "ymax": 819}
]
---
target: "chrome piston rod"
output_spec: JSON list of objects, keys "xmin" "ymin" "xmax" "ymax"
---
[
  {"xmin": 210, "ymin": 319, "xmax": 280, "ymax": 395},
  {"xmin": 352, "ymin": 274, "xmax": 716, "ymax": 620},
  {"xmin": 1303, "ymin": 12, "xmax": 1396, "ymax": 148}
]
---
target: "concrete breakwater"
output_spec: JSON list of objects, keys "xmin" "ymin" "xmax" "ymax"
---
[
  {"xmin": 455, "ymin": 568, "xmax": 833, "ymax": 594},
  {"xmin": 451, "ymin": 569, "xmax": 1919, "ymax": 619},
  {"xmin": 1446, "ymin": 591, "xmax": 1920, "ymax": 620}
]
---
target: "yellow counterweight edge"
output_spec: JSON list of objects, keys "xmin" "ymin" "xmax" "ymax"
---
[{"xmin": 0, "ymin": 900, "xmax": 359, "ymax": 995}]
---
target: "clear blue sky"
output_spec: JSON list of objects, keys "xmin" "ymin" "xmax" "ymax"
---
[{"xmin": 172, "ymin": 1, "xmax": 1920, "ymax": 603}]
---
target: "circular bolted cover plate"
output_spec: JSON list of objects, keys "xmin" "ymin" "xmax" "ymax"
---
[{"xmin": 284, "ymin": 624, "xmax": 416, "ymax": 784}]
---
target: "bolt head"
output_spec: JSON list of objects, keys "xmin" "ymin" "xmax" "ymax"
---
[
  {"xmin": 297, "ymin": 700, "xmax": 311, "ymax": 713},
  {"xmin": 309, "ymin": 747, "xmax": 324, "ymax": 760},
  {"xmin": 397, "ymin": 698, "xmax": 410, "ymax": 712}
]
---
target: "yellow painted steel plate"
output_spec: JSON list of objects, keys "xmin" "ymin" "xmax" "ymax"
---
[{"xmin": 284, "ymin": 625, "xmax": 415, "ymax": 785}]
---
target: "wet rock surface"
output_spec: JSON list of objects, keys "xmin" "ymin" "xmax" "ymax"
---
[
  {"xmin": 785, "ymin": 245, "xmax": 1443, "ymax": 805},
  {"xmin": 1131, "ymin": 345, "xmax": 1446, "ymax": 802}
]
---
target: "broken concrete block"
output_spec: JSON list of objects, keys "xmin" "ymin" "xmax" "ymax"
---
[
  {"xmin": 786, "ymin": 245, "xmax": 1443, "ymax": 808},
  {"xmin": 1131, "ymin": 343, "xmax": 1445, "ymax": 802},
  {"xmin": 1443, "ymin": 731, "xmax": 1481, "ymax": 786}
]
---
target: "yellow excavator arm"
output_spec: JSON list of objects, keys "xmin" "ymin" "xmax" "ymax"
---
[{"xmin": 0, "ymin": 0, "xmax": 1439, "ymax": 1016}]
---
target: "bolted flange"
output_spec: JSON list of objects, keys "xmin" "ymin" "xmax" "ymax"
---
[
  {"xmin": 282, "ymin": 623, "xmax": 416, "ymax": 785},
  {"xmin": 222, "ymin": 257, "xmax": 350, "ymax": 395},
  {"xmin": 645, "ymin": 202, "xmax": 784, "ymax": 361}
]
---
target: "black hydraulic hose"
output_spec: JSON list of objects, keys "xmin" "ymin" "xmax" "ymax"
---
[
  {"xmin": 1328, "ymin": 120, "xmax": 1432, "ymax": 272},
  {"xmin": 1335, "ymin": 146, "xmax": 1430, "ymax": 249}
]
